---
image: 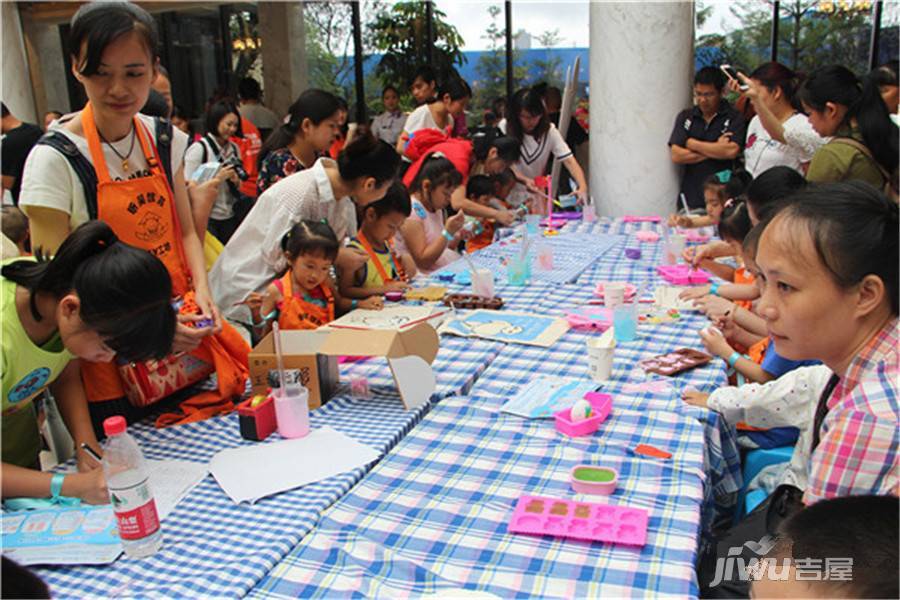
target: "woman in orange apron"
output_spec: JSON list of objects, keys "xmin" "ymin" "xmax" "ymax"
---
[{"xmin": 18, "ymin": 3, "xmax": 248, "ymax": 428}]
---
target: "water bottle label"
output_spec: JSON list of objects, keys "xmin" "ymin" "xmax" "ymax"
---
[{"xmin": 109, "ymin": 476, "xmax": 160, "ymax": 540}]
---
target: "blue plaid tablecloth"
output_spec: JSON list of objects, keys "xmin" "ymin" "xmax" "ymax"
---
[
  {"xmin": 251, "ymin": 392, "xmax": 708, "ymax": 599},
  {"xmin": 31, "ymin": 387, "xmax": 446, "ymax": 599}
]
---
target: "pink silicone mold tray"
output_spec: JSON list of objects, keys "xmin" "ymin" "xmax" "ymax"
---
[
  {"xmin": 623, "ymin": 215, "xmax": 661, "ymax": 223},
  {"xmin": 508, "ymin": 495, "xmax": 648, "ymax": 546},
  {"xmin": 656, "ymin": 265, "xmax": 711, "ymax": 285}
]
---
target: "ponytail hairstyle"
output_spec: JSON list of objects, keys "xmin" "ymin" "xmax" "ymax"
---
[
  {"xmin": 280, "ymin": 219, "xmax": 339, "ymax": 262},
  {"xmin": 717, "ymin": 197, "xmax": 753, "ymax": 243},
  {"xmin": 768, "ymin": 181, "xmax": 899, "ymax": 315},
  {"xmin": 336, "ymin": 132, "xmax": 400, "ymax": 187},
  {"xmin": 1, "ymin": 222, "xmax": 175, "ymax": 362},
  {"xmin": 746, "ymin": 165, "xmax": 808, "ymax": 223},
  {"xmin": 507, "ymin": 86, "xmax": 549, "ymax": 142},
  {"xmin": 749, "ymin": 62, "xmax": 802, "ymax": 110},
  {"xmin": 69, "ymin": 2, "xmax": 158, "ymax": 77},
  {"xmin": 409, "ymin": 154, "xmax": 463, "ymax": 194},
  {"xmin": 798, "ymin": 65, "xmax": 899, "ymax": 175},
  {"xmin": 472, "ymin": 131, "xmax": 520, "ymax": 163},
  {"xmin": 438, "ymin": 77, "xmax": 472, "ymax": 103},
  {"xmin": 258, "ymin": 89, "xmax": 341, "ymax": 165},
  {"xmin": 724, "ymin": 169, "xmax": 753, "ymax": 200}
]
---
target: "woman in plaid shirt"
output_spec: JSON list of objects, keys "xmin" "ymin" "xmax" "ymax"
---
[{"xmin": 699, "ymin": 181, "xmax": 897, "ymax": 598}]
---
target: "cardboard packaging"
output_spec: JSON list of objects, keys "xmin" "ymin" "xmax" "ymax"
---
[{"xmin": 248, "ymin": 323, "xmax": 440, "ymax": 411}]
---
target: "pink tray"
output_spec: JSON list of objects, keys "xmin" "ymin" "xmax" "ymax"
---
[
  {"xmin": 623, "ymin": 215, "xmax": 662, "ymax": 223},
  {"xmin": 656, "ymin": 265, "xmax": 711, "ymax": 285},
  {"xmin": 541, "ymin": 213, "xmax": 582, "ymax": 227},
  {"xmin": 554, "ymin": 392, "xmax": 612, "ymax": 437},
  {"xmin": 566, "ymin": 308, "xmax": 612, "ymax": 331},
  {"xmin": 508, "ymin": 494, "xmax": 648, "ymax": 546}
]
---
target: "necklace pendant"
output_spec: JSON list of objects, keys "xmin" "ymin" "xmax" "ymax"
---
[{"xmin": 122, "ymin": 159, "xmax": 130, "ymax": 172}]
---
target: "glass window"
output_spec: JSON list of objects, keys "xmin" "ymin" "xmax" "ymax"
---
[
  {"xmin": 877, "ymin": 1, "xmax": 899, "ymax": 68},
  {"xmin": 777, "ymin": 0, "xmax": 874, "ymax": 75}
]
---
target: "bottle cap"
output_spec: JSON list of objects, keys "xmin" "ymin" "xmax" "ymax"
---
[{"xmin": 103, "ymin": 416, "xmax": 127, "ymax": 436}]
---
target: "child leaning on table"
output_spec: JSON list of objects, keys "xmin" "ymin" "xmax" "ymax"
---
[
  {"xmin": 667, "ymin": 169, "xmax": 751, "ymax": 229},
  {"xmin": 340, "ymin": 181, "xmax": 417, "ymax": 299},
  {"xmin": 249, "ymin": 220, "xmax": 383, "ymax": 336},
  {"xmin": 464, "ymin": 174, "xmax": 498, "ymax": 253}
]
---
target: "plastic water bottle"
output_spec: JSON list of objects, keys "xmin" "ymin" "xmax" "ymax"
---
[{"xmin": 102, "ymin": 416, "xmax": 162, "ymax": 558}]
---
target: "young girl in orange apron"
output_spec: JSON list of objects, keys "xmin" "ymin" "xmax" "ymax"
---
[
  {"xmin": 79, "ymin": 102, "xmax": 249, "ymax": 427},
  {"xmin": 274, "ymin": 272, "xmax": 335, "ymax": 330}
]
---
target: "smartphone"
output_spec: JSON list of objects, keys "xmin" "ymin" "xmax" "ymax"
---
[{"xmin": 720, "ymin": 64, "xmax": 749, "ymax": 91}]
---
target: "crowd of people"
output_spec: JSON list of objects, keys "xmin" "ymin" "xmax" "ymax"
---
[{"xmin": 0, "ymin": 2, "xmax": 897, "ymax": 598}]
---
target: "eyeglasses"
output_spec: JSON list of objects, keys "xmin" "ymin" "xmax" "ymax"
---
[{"xmin": 694, "ymin": 92, "xmax": 719, "ymax": 99}]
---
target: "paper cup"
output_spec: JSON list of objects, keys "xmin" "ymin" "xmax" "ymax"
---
[
  {"xmin": 472, "ymin": 268, "xmax": 494, "ymax": 298},
  {"xmin": 604, "ymin": 282, "xmax": 627, "ymax": 308},
  {"xmin": 586, "ymin": 339, "xmax": 614, "ymax": 382}
]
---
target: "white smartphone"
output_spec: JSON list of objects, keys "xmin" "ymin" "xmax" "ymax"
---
[{"xmin": 720, "ymin": 64, "xmax": 749, "ymax": 91}]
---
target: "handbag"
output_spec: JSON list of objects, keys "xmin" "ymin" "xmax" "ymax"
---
[{"xmin": 117, "ymin": 292, "xmax": 215, "ymax": 408}]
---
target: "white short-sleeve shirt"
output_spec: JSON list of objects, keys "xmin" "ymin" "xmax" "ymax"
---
[
  {"xmin": 402, "ymin": 104, "xmax": 443, "ymax": 137},
  {"xmin": 744, "ymin": 113, "xmax": 826, "ymax": 176},
  {"xmin": 513, "ymin": 123, "xmax": 572, "ymax": 180},
  {"xmin": 209, "ymin": 157, "xmax": 358, "ymax": 319},
  {"xmin": 183, "ymin": 136, "xmax": 240, "ymax": 220},
  {"xmin": 19, "ymin": 113, "xmax": 188, "ymax": 228}
]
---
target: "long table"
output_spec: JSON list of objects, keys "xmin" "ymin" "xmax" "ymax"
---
[{"xmin": 26, "ymin": 218, "xmax": 741, "ymax": 599}]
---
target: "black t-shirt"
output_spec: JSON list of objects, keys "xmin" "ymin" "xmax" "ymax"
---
[
  {"xmin": 668, "ymin": 102, "xmax": 746, "ymax": 210},
  {"xmin": 1, "ymin": 123, "xmax": 44, "ymax": 204}
]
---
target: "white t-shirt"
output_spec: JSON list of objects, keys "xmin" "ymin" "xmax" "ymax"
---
[
  {"xmin": 239, "ymin": 103, "xmax": 280, "ymax": 131},
  {"xmin": 371, "ymin": 110, "xmax": 407, "ymax": 146},
  {"xmin": 402, "ymin": 104, "xmax": 446, "ymax": 137},
  {"xmin": 19, "ymin": 113, "xmax": 188, "ymax": 228},
  {"xmin": 744, "ymin": 113, "xmax": 825, "ymax": 177},
  {"xmin": 184, "ymin": 136, "xmax": 240, "ymax": 220},
  {"xmin": 209, "ymin": 157, "xmax": 358, "ymax": 320},
  {"xmin": 513, "ymin": 123, "xmax": 572, "ymax": 179}
]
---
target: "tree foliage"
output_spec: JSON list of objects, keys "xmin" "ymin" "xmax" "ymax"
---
[{"xmin": 473, "ymin": 5, "xmax": 528, "ymax": 112}]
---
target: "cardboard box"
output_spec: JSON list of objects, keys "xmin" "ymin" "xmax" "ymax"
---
[{"xmin": 248, "ymin": 323, "xmax": 440, "ymax": 410}]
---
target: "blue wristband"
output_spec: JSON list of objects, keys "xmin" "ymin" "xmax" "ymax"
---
[
  {"xmin": 709, "ymin": 282, "xmax": 721, "ymax": 296},
  {"xmin": 351, "ymin": 299, "xmax": 359, "ymax": 310},
  {"xmin": 50, "ymin": 473, "xmax": 65, "ymax": 500},
  {"xmin": 726, "ymin": 351, "xmax": 742, "ymax": 369},
  {"xmin": 441, "ymin": 229, "xmax": 454, "ymax": 242}
]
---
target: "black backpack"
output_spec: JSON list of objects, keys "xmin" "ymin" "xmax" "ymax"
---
[{"xmin": 34, "ymin": 118, "xmax": 175, "ymax": 220}]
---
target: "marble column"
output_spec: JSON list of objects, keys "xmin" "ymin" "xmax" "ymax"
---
[
  {"xmin": 2, "ymin": 2, "xmax": 37, "ymax": 122},
  {"xmin": 589, "ymin": 2, "xmax": 694, "ymax": 217},
  {"xmin": 258, "ymin": 2, "xmax": 309, "ymax": 118}
]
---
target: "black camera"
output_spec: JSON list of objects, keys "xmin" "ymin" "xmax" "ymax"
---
[{"xmin": 222, "ymin": 155, "xmax": 248, "ymax": 181}]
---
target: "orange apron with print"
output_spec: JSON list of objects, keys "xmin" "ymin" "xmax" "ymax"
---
[
  {"xmin": 79, "ymin": 103, "xmax": 249, "ymax": 426},
  {"xmin": 277, "ymin": 273, "xmax": 335, "ymax": 330},
  {"xmin": 732, "ymin": 267, "xmax": 756, "ymax": 312},
  {"xmin": 356, "ymin": 231, "xmax": 408, "ymax": 283}
]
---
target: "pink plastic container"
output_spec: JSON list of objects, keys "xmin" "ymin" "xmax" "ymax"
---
[
  {"xmin": 570, "ymin": 465, "xmax": 619, "ymax": 495},
  {"xmin": 385, "ymin": 291, "xmax": 404, "ymax": 302},
  {"xmin": 680, "ymin": 229, "xmax": 711, "ymax": 243},
  {"xmin": 507, "ymin": 494, "xmax": 648, "ymax": 546},
  {"xmin": 554, "ymin": 392, "xmax": 613, "ymax": 437},
  {"xmin": 623, "ymin": 215, "xmax": 661, "ymax": 223},
  {"xmin": 635, "ymin": 230, "xmax": 660, "ymax": 243},
  {"xmin": 656, "ymin": 265, "xmax": 711, "ymax": 285}
]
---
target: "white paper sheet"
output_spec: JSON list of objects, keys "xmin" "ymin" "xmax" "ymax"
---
[
  {"xmin": 146, "ymin": 459, "xmax": 208, "ymax": 521},
  {"xmin": 209, "ymin": 426, "xmax": 380, "ymax": 504}
]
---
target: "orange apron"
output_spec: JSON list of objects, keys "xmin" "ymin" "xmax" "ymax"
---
[
  {"xmin": 733, "ymin": 267, "xmax": 756, "ymax": 311},
  {"xmin": 747, "ymin": 336, "xmax": 770, "ymax": 365},
  {"xmin": 79, "ymin": 102, "xmax": 249, "ymax": 426},
  {"xmin": 276, "ymin": 272, "xmax": 335, "ymax": 330},
  {"xmin": 355, "ymin": 231, "xmax": 407, "ymax": 283}
]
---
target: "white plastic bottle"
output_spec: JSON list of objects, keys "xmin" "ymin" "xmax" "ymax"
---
[{"xmin": 102, "ymin": 416, "xmax": 162, "ymax": 558}]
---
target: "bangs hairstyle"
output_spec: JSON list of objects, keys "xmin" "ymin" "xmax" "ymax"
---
[
  {"xmin": 508, "ymin": 87, "xmax": 550, "ymax": 142},
  {"xmin": 69, "ymin": 2, "xmax": 158, "ymax": 76},
  {"xmin": 281, "ymin": 220, "xmax": 339, "ymax": 262},
  {"xmin": 205, "ymin": 100, "xmax": 240, "ymax": 138},
  {"xmin": 766, "ymin": 181, "xmax": 899, "ymax": 314},
  {"xmin": 1, "ymin": 221, "xmax": 175, "ymax": 362},
  {"xmin": 337, "ymin": 132, "xmax": 400, "ymax": 187},
  {"xmin": 365, "ymin": 181, "xmax": 411, "ymax": 218},
  {"xmin": 410, "ymin": 154, "xmax": 463, "ymax": 193},
  {"xmin": 717, "ymin": 198, "xmax": 753, "ymax": 243}
]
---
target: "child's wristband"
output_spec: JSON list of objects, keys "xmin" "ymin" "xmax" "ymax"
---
[
  {"xmin": 726, "ymin": 351, "xmax": 742, "ymax": 369},
  {"xmin": 50, "ymin": 473, "xmax": 66, "ymax": 500},
  {"xmin": 709, "ymin": 282, "xmax": 721, "ymax": 296},
  {"xmin": 351, "ymin": 299, "xmax": 359, "ymax": 310},
  {"xmin": 441, "ymin": 228, "xmax": 454, "ymax": 242}
]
